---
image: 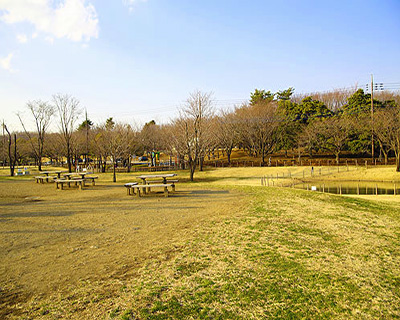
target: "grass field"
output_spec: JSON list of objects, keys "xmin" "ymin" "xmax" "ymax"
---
[{"xmin": 0, "ymin": 166, "xmax": 399, "ymax": 319}]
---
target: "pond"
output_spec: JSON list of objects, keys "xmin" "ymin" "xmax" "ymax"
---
[{"xmin": 293, "ymin": 181, "xmax": 399, "ymax": 195}]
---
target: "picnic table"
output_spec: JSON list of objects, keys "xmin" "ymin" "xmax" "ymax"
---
[
  {"xmin": 61, "ymin": 172, "xmax": 98, "ymax": 186},
  {"xmin": 35, "ymin": 171, "xmax": 57, "ymax": 183},
  {"xmin": 37, "ymin": 171, "xmax": 67, "ymax": 180},
  {"xmin": 63, "ymin": 172, "xmax": 93, "ymax": 179},
  {"xmin": 55, "ymin": 179, "xmax": 85, "ymax": 190},
  {"xmin": 136, "ymin": 173, "xmax": 177, "ymax": 185},
  {"xmin": 53, "ymin": 171, "xmax": 68, "ymax": 178},
  {"xmin": 127, "ymin": 173, "xmax": 178, "ymax": 197}
]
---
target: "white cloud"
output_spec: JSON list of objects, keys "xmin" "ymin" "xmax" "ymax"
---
[
  {"xmin": 0, "ymin": 53, "xmax": 15, "ymax": 73},
  {"xmin": 123, "ymin": 0, "xmax": 147, "ymax": 12},
  {"xmin": 0, "ymin": 0, "xmax": 99, "ymax": 42},
  {"xmin": 16, "ymin": 33, "xmax": 28, "ymax": 43}
]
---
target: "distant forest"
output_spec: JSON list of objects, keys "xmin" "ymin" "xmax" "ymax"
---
[{"xmin": 2, "ymin": 87, "xmax": 400, "ymax": 179}]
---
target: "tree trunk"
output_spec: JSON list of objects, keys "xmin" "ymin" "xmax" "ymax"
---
[
  {"xmin": 383, "ymin": 151, "xmax": 388, "ymax": 165},
  {"xmin": 261, "ymin": 145, "xmax": 266, "ymax": 166},
  {"xmin": 67, "ymin": 145, "xmax": 72, "ymax": 173},
  {"xmin": 227, "ymin": 150, "xmax": 232, "ymax": 164},
  {"xmin": 113, "ymin": 159, "xmax": 117, "ymax": 182},
  {"xmin": 6, "ymin": 130, "xmax": 16, "ymax": 177},
  {"xmin": 335, "ymin": 152, "xmax": 340, "ymax": 165},
  {"xmin": 189, "ymin": 160, "xmax": 196, "ymax": 181},
  {"xmin": 396, "ymin": 153, "xmax": 400, "ymax": 172},
  {"xmin": 199, "ymin": 156, "xmax": 204, "ymax": 172},
  {"xmin": 8, "ymin": 134, "xmax": 17, "ymax": 177}
]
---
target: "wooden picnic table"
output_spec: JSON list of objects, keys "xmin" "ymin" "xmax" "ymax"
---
[
  {"xmin": 53, "ymin": 171, "xmax": 68, "ymax": 178},
  {"xmin": 35, "ymin": 171, "xmax": 58, "ymax": 182},
  {"xmin": 136, "ymin": 173, "xmax": 177, "ymax": 185},
  {"xmin": 135, "ymin": 173, "xmax": 177, "ymax": 195},
  {"xmin": 40, "ymin": 171, "xmax": 67, "ymax": 179},
  {"xmin": 40, "ymin": 171, "xmax": 54, "ymax": 178},
  {"xmin": 63, "ymin": 172, "xmax": 93, "ymax": 180},
  {"xmin": 55, "ymin": 179, "xmax": 84, "ymax": 190}
]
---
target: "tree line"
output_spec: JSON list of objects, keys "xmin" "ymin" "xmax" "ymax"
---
[{"xmin": 1, "ymin": 88, "xmax": 400, "ymax": 180}]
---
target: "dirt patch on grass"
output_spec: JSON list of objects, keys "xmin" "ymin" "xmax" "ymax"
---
[{"xmin": 0, "ymin": 179, "xmax": 247, "ymax": 319}]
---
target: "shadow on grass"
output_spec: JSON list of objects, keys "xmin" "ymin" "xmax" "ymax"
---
[
  {"xmin": 190, "ymin": 190, "xmax": 230, "ymax": 195},
  {"xmin": 0, "ymin": 228, "xmax": 101, "ymax": 234},
  {"xmin": 0, "ymin": 211, "xmax": 75, "ymax": 219}
]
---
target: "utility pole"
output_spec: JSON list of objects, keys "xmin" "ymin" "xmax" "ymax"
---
[{"xmin": 371, "ymin": 74, "xmax": 374, "ymax": 161}]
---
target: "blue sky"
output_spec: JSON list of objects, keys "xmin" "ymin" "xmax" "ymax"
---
[{"xmin": 1, "ymin": 0, "xmax": 399, "ymax": 130}]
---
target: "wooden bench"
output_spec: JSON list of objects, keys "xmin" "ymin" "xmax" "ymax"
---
[
  {"xmin": 55, "ymin": 179, "xmax": 84, "ymax": 190},
  {"xmin": 146, "ymin": 179, "xmax": 178, "ymax": 192},
  {"xmin": 130, "ymin": 183, "xmax": 173, "ymax": 197},
  {"xmin": 83, "ymin": 176, "xmax": 98, "ymax": 186},
  {"xmin": 124, "ymin": 182, "xmax": 138, "ymax": 195},
  {"xmin": 35, "ymin": 176, "xmax": 55, "ymax": 183}
]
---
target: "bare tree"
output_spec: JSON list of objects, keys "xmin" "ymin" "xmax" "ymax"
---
[
  {"xmin": 236, "ymin": 101, "xmax": 280, "ymax": 165},
  {"xmin": 177, "ymin": 91, "xmax": 214, "ymax": 181},
  {"xmin": 53, "ymin": 94, "xmax": 82, "ymax": 173},
  {"xmin": 293, "ymin": 88, "xmax": 357, "ymax": 112},
  {"xmin": 17, "ymin": 100, "xmax": 54, "ymax": 171},
  {"xmin": 319, "ymin": 117, "xmax": 352, "ymax": 164},
  {"xmin": 43, "ymin": 132, "xmax": 64, "ymax": 165},
  {"xmin": 139, "ymin": 120, "xmax": 163, "ymax": 166},
  {"xmin": 374, "ymin": 107, "xmax": 400, "ymax": 171},
  {"xmin": 2, "ymin": 122, "xmax": 17, "ymax": 176},
  {"xmin": 97, "ymin": 121, "xmax": 133, "ymax": 182},
  {"xmin": 298, "ymin": 121, "xmax": 320, "ymax": 159},
  {"xmin": 214, "ymin": 110, "xmax": 239, "ymax": 164}
]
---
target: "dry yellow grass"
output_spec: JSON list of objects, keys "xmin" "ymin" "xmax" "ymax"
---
[
  {"xmin": 0, "ymin": 175, "xmax": 247, "ymax": 318},
  {"xmin": 0, "ymin": 166, "xmax": 399, "ymax": 319}
]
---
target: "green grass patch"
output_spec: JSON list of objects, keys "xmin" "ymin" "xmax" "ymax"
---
[{"xmin": 1, "ymin": 167, "xmax": 400, "ymax": 319}]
